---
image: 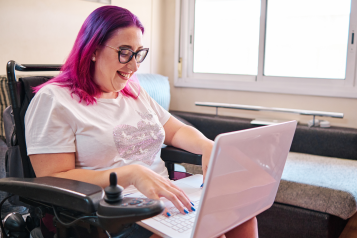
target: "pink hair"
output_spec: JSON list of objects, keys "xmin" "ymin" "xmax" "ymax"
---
[{"xmin": 34, "ymin": 6, "xmax": 144, "ymax": 104}]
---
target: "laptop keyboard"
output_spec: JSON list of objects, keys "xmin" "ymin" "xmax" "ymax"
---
[{"xmin": 152, "ymin": 200, "xmax": 200, "ymax": 233}]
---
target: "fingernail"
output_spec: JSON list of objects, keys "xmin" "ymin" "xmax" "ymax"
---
[
  {"xmin": 191, "ymin": 206, "xmax": 196, "ymax": 211},
  {"xmin": 166, "ymin": 212, "xmax": 171, "ymax": 217},
  {"xmin": 184, "ymin": 209, "xmax": 189, "ymax": 214},
  {"xmin": 200, "ymin": 183, "xmax": 204, "ymax": 188},
  {"xmin": 191, "ymin": 202, "xmax": 194, "ymax": 206}
]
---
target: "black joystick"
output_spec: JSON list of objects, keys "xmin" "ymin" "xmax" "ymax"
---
[
  {"xmin": 97, "ymin": 172, "xmax": 165, "ymax": 235},
  {"xmin": 104, "ymin": 172, "xmax": 123, "ymax": 203}
]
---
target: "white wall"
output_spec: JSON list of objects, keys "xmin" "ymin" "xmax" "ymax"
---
[{"xmin": 0, "ymin": 0, "xmax": 154, "ymax": 76}]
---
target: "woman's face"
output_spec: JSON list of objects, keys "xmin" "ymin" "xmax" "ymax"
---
[{"xmin": 92, "ymin": 26, "xmax": 143, "ymax": 97}]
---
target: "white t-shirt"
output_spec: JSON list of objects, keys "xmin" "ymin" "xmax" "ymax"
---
[{"xmin": 25, "ymin": 83, "xmax": 171, "ymax": 179}]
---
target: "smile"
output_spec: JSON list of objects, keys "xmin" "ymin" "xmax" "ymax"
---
[{"xmin": 118, "ymin": 71, "xmax": 131, "ymax": 79}]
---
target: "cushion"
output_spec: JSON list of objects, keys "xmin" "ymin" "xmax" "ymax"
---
[
  {"xmin": 0, "ymin": 76, "xmax": 10, "ymax": 141},
  {"xmin": 137, "ymin": 74, "xmax": 170, "ymax": 111},
  {"xmin": 276, "ymin": 152, "xmax": 357, "ymax": 219}
]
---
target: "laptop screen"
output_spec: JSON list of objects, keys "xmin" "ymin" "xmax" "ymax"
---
[{"xmin": 193, "ymin": 121, "xmax": 296, "ymax": 238}]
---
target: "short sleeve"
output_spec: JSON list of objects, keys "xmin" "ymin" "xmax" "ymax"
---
[
  {"xmin": 140, "ymin": 87, "xmax": 171, "ymax": 125},
  {"xmin": 25, "ymin": 90, "xmax": 76, "ymax": 155}
]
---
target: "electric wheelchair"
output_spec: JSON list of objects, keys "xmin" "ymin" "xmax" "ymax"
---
[{"xmin": 0, "ymin": 60, "xmax": 202, "ymax": 238}]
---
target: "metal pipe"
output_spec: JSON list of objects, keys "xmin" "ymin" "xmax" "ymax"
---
[{"xmin": 195, "ymin": 102, "xmax": 344, "ymax": 119}]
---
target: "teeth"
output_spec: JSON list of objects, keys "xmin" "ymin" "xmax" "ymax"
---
[{"xmin": 118, "ymin": 72, "xmax": 130, "ymax": 78}]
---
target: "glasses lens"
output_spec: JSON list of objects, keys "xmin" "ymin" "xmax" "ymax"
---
[
  {"xmin": 119, "ymin": 49, "xmax": 133, "ymax": 63},
  {"xmin": 135, "ymin": 49, "xmax": 149, "ymax": 63}
]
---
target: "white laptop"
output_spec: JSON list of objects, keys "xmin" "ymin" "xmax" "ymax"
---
[{"xmin": 126, "ymin": 121, "xmax": 297, "ymax": 238}]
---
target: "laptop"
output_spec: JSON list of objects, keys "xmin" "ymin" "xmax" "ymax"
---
[{"xmin": 125, "ymin": 121, "xmax": 297, "ymax": 238}]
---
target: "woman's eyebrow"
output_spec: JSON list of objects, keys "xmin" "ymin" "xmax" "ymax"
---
[{"xmin": 119, "ymin": 45, "xmax": 144, "ymax": 50}]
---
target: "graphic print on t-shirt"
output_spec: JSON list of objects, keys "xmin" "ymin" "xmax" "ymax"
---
[{"xmin": 113, "ymin": 110, "xmax": 164, "ymax": 165}]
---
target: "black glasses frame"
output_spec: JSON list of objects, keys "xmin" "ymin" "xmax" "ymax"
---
[{"xmin": 104, "ymin": 45, "xmax": 149, "ymax": 64}]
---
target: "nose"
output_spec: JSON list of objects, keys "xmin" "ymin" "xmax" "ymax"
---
[{"xmin": 127, "ymin": 57, "xmax": 139, "ymax": 72}]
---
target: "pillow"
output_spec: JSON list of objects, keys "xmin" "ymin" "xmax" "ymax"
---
[{"xmin": 137, "ymin": 74, "xmax": 170, "ymax": 111}]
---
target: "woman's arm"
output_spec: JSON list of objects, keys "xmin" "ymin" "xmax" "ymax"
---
[
  {"xmin": 163, "ymin": 116, "xmax": 214, "ymax": 181},
  {"xmin": 30, "ymin": 153, "xmax": 135, "ymax": 188},
  {"xmin": 29, "ymin": 153, "xmax": 194, "ymax": 215}
]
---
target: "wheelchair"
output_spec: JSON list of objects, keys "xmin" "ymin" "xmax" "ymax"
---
[{"xmin": 0, "ymin": 60, "xmax": 202, "ymax": 238}]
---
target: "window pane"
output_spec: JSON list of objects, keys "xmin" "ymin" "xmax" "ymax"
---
[
  {"xmin": 264, "ymin": 0, "xmax": 351, "ymax": 79},
  {"xmin": 193, "ymin": 0, "xmax": 261, "ymax": 75}
]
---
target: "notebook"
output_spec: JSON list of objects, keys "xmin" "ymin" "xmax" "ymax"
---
[{"xmin": 125, "ymin": 121, "xmax": 297, "ymax": 238}]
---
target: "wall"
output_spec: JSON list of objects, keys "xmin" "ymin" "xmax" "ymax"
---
[
  {"xmin": 0, "ymin": 0, "xmax": 154, "ymax": 76},
  {"xmin": 159, "ymin": 0, "xmax": 357, "ymax": 129}
]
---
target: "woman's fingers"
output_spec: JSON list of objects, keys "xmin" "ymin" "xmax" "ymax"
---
[
  {"xmin": 158, "ymin": 188, "xmax": 191, "ymax": 215},
  {"xmin": 132, "ymin": 165, "xmax": 195, "ymax": 215},
  {"xmin": 145, "ymin": 192, "xmax": 172, "ymax": 217},
  {"xmin": 202, "ymin": 164, "xmax": 208, "ymax": 184},
  {"xmin": 201, "ymin": 141, "xmax": 213, "ymax": 184},
  {"xmin": 141, "ymin": 178, "xmax": 192, "ymax": 215},
  {"xmin": 202, "ymin": 156, "xmax": 209, "ymax": 183},
  {"xmin": 168, "ymin": 181, "xmax": 195, "ymax": 212},
  {"xmin": 163, "ymin": 208, "xmax": 171, "ymax": 217},
  {"xmin": 155, "ymin": 177, "xmax": 195, "ymax": 213}
]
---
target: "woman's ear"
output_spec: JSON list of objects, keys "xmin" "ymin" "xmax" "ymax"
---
[{"xmin": 92, "ymin": 50, "xmax": 97, "ymax": 62}]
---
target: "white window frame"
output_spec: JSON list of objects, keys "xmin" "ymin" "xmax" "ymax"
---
[{"xmin": 173, "ymin": 0, "xmax": 357, "ymax": 98}]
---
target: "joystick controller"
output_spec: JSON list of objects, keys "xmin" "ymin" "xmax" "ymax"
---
[
  {"xmin": 97, "ymin": 172, "xmax": 165, "ymax": 235},
  {"xmin": 104, "ymin": 172, "xmax": 123, "ymax": 203}
]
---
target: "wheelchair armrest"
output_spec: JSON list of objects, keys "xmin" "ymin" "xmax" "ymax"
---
[
  {"xmin": 161, "ymin": 146, "xmax": 202, "ymax": 165},
  {"xmin": 0, "ymin": 176, "xmax": 165, "ymax": 235},
  {"xmin": 0, "ymin": 177, "xmax": 103, "ymax": 214}
]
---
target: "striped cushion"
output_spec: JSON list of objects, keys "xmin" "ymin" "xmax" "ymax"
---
[
  {"xmin": 0, "ymin": 76, "xmax": 10, "ymax": 140},
  {"xmin": 137, "ymin": 74, "xmax": 170, "ymax": 111}
]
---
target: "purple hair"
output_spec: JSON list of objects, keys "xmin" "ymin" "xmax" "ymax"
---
[{"xmin": 34, "ymin": 5, "xmax": 144, "ymax": 104}]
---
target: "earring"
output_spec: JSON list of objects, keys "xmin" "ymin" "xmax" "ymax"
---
[{"xmin": 92, "ymin": 57, "xmax": 96, "ymax": 61}]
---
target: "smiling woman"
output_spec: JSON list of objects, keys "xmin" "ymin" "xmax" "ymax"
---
[
  {"xmin": 24, "ymin": 5, "xmax": 258, "ymax": 238},
  {"xmin": 92, "ymin": 26, "xmax": 145, "ymax": 98},
  {"xmin": 33, "ymin": 6, "xmax": 145, "ymax": 103}
]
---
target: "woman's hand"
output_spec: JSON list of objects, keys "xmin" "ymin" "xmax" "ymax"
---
[
  {"xmin": 200, "ymin": 140, "xmax": 214, "ymax": 182},
  {"xmin": 163, "ymin": 115, "xmax": 215, "ymax": 183},
  {"xmin": 130, "ymin": 164, "xmax": 195, "ymax": 216}
]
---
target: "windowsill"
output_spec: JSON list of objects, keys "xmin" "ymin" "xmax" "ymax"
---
[{"xmin": 174, "ymin": 77, "xmax": 357, "ymax": 98}]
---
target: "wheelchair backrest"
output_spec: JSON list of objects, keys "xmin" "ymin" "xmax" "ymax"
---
[{"xmin": 6, "ymin": 61, "xmax": 61, "ymax": 178}]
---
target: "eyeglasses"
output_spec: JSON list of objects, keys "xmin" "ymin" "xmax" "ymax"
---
[{"xmin": 104, "ymin": 45, "xmax": 149, "ymax": 64}]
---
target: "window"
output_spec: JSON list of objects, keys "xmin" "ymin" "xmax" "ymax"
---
[
  {"xmin": 193, "ymin": 0, "xmax": 260, "ymax": 76},
  {"xmin": 175, "ymin": 0, "xmax": 357, "ymax": 98},
  {"xmin": 264, "ymin": 0, "xmax": 350, "ymax": 79}
]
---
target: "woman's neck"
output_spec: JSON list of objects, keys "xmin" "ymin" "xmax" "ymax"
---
[{"xmin": 100, "ymin": 91, "xmax": 119, "ymax": 99}]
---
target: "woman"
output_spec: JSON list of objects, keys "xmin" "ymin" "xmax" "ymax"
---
[{"xmin": 25, "ymin": 5, "xmax": 258, "ymax": 238}]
